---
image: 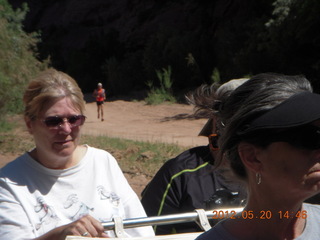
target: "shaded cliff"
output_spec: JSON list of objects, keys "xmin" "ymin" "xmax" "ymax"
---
[
  {"xmin": 8, "ymin": 0, "xmax": 262, "ymax": 96},
  {"xmin": 10, "ymin": 1, "xmax": 320, "ymax": 95}
]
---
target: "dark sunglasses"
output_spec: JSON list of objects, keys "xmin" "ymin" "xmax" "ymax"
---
[
  {"xmin": 42, "ymin": 115, "xmax": 86, "ymax": 129},
  {"xmin": 255, "ymin": 125, "xmax": 320, "ymax": 150}
]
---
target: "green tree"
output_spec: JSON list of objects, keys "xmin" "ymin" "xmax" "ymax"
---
[
  {"xmin": 145, "ymin": 66, "xmax": 176, "ymax": 105},
  {"xmin": 233, "ymin": 0, "xmax": 320, "ymax": 90},
  {"xmin": 0, "ymin": 0, "xmax": 47, "ymax": 121}
]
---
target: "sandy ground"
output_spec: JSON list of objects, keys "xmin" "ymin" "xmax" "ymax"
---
[
  {"xmin": 0, "ymin": 100, "xmax": 209, "ymax": 196},
  {"xmin": 82, "ymin": 100, "xmax": 208, "ymax": 147},
  {"xmin": 83, "ymin": 100, "xmax": 208, "ymax": 196}
]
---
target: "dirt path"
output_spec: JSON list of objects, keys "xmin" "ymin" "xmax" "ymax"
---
[
  {"xmin": 82, "ymin": 101, "xmax": 208, "ymax": 147},
  {"xmin": 83, "ymin": 100, "xmax": 208, "ymax": 196},
  {"xmin": 0, "ymin": 100, "xmax": 209, "ymax": 196}
]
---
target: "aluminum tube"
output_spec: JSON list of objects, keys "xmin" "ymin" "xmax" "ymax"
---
[{"xmin": 102, "ymin": 207, "xmax": 243, "ymax": 230}]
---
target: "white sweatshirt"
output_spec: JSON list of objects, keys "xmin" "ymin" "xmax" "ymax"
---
[{"xmin": 0, "ymin": 145, "xmax": 154, "ymax": 239}]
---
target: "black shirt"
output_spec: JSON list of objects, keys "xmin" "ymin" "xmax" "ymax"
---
[{"xmin": 141, "ymin": 145, "xmax": 246, "ymax": 235}]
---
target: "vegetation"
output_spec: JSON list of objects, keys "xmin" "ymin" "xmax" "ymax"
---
[
  {"xmin": 0, "ymin": 0, "xmax": 188, "ymax": 177},
  {"xmin": 233, "ymin": 0, "xmax": 320, "ymax": 89},
  {"xmin": 17, "ymin": 0, "xmax": 319, "ymax": 95},
  {"xmin": 145, "ymin": 66, "xmax": 176, "ymax": 105},
  {"xmin": 2, "ymin": 0, "xmax": 318, "ymax": 106},
  {"xmin": 211, "ymin": 68, "xmax": 221, "ymax": 85},
  {"xmin": 80, "ymin": 135, "xmax": 186, "ymax": 177},
  {"xmin": 0, "ymin": 0, "xmax": 47, "ymax": 122},
  {"xmin": 4, "ymin": 0, "xmax": 320, "ymax": 97}
]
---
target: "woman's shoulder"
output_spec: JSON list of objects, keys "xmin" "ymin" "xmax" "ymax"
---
[
  {"xmin": 0, "ymin": 153, "xmax": 30, "ymax": 175},
  {"xmin": 84, "ymin": 145, "xmax": 111, "ymax": 155},
  {"xmin": 303, "ymin": 202, "xmax": 320, "ymax": 212},
  {"xmin": 83, "ymin": 145, "xmax": 118, "ymax": 164},
  {"xmin": 296, "ymin": 203, "xmax": 320, "ymax": 239}
]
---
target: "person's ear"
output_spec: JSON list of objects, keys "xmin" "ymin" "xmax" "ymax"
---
[
  {"xmin": 238, "ymin": 142, "xmax": 262, "ymax": 173},
  {"xmin": 24, "ymin": 116, "xmax": 34, "ymax": 135}
]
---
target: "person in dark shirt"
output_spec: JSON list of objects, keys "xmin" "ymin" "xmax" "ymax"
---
[{"xmin": 141, "ymin": 79, "xmax": 248, "ymax": 235}]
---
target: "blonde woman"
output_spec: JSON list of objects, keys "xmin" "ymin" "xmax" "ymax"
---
[{"xmin": 0, "ymin": 69, "xmax": 154, "ymax": 240}]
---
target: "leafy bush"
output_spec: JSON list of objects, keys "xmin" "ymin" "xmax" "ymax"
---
[
  {"xmin": 145, "ymin": 66, "xmax": 176, "ymax": 105},
  {"xmin": 211, "ymin": 67, "xmax": 221, "ymax": 84},
  {"xmin": 0, "ymin": 0, "xmax": 47, "ymax": 121}
]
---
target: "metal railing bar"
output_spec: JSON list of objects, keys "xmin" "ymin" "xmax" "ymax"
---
[{"xmin": 102, "ymin": 207, "xmax": 243, "ymax": 230}]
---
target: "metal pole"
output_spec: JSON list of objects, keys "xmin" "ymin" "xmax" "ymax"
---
[{"xmin": 102, "ymin": 207, "xmax": 243, "ymax": 230}]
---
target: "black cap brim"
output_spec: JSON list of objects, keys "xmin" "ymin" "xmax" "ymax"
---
[
  {"xmin": 198, "ymin": 118, "xmax": 213, "ymax": 137},
  {"xmin": 238, "ymin": 92, "xmax": 320, "ymax": 135}
]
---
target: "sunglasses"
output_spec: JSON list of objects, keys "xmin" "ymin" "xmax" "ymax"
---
[
  {"xmin": 254, "ymin": 125, "xmax": 320, "ymax": 150},
  {"xmin": 42, "ymin": 115, "xmax": 86, "ymax": 129}
]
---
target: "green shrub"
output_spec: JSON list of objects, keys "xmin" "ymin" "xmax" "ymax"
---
[
  {"xmin": 0, "ymin": 0, "xmax": 48, "ymax": 120},
  {"xmin": 211, "ymin": 67, "xmax": 221, "ymax": 84},
  {"xmin": 145, "ymin": 66, "xmax": 176, "ymax": 105},
  {"xmin": 0, "ymin": 118, "xmax": 14, "ymax": 132}
]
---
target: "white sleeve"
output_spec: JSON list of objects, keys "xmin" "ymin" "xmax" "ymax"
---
[
  {"xmin": 105, "ymin": 152, "xmax": 155, "ymax": 237},
  {"xmin": 0, "ymin": 179, "xmax": 35, "ymax": 240},
  {"xmin": 122, "ymin": 185, "xmax": 155, "ymax": 237}
]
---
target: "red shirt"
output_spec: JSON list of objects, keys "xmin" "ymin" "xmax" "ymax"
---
[{"xmin": 95, "ymin": 88, "xmax": 105, "ymax": 102}]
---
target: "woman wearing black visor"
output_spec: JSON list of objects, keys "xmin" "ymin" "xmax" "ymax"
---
[{"xmin": 196, "ymin": 73, "xmax": 320, "ymax": 240}]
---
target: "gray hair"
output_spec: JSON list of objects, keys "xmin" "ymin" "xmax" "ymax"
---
[
  {"xmin": 219, "ymin": 73, "xmax": 312, "ymax": 179},
  {"xmin": 186, "ymin": 78, "xmax": 249, "ymax": 120}
]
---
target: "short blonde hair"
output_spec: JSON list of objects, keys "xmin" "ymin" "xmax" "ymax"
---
[{"xmin": 23, "ymin": 69, "xmax": 85, "ymax": 119}]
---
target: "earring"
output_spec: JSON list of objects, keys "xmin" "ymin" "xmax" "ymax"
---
[{"xmin": 256, "ymin": 172, "xmax": 261, "ymax": 185}]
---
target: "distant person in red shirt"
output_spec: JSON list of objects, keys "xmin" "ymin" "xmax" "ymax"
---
[{"xmin": 93, "ymin": 83, "xmax": 106, "ymax": 121}]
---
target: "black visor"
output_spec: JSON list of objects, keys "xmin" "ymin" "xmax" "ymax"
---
[{"xmin": 238, "ymin": 92, "xmax": 320, "ymax": 135}]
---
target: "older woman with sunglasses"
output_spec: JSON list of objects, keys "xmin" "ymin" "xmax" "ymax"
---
[
  {"xmin": 196, "ymin": 73, "xmax": 320, "ymax": 240},
  {"xmin": 0, "ymin": 69, "xmax": 154, "ymax": 240}
]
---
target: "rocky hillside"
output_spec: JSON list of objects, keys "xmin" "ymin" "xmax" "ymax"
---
[
  {"xmin": 10, "ymin": 1, "xmax": 320, "ymax": 95},
  {"xmin": 8, "ymin": 0, "xmax": 260, "ymax": 94}
]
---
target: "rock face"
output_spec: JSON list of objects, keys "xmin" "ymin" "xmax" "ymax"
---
[{"xmin": 8, "ymin": 0, "xmax": 254, "ymax": 95}]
